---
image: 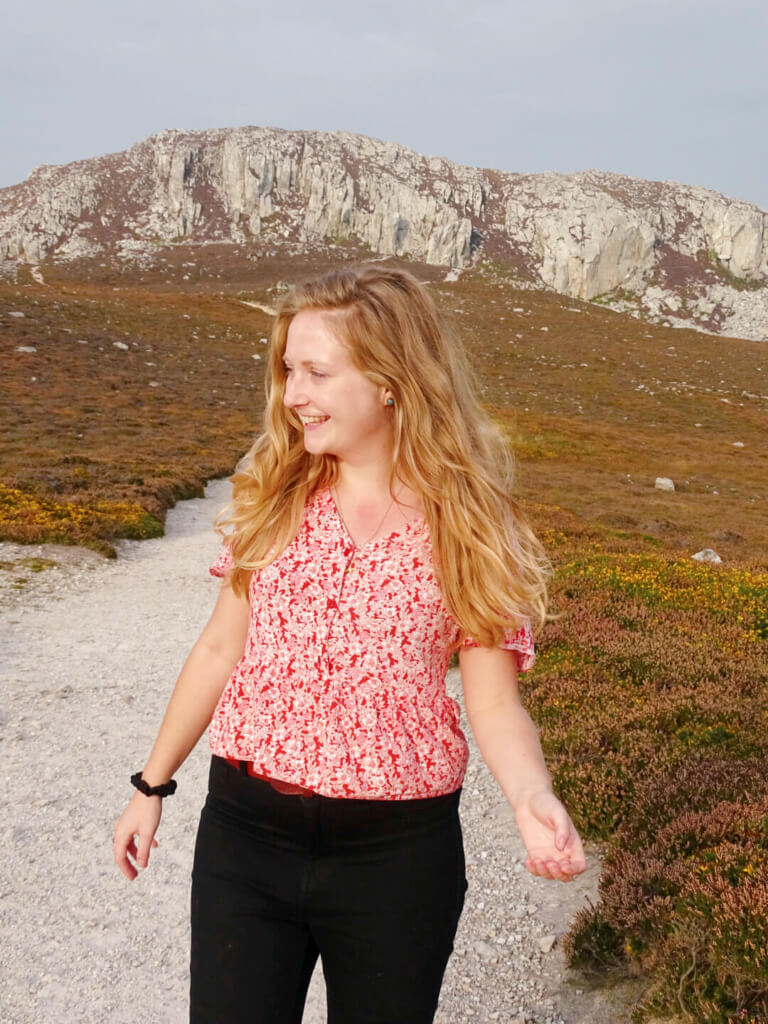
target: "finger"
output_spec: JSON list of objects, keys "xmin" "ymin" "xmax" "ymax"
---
[
  {"xmin": 118, "ymin": 857, "xmax": 138, "ymax": 881},
  {"xmin": 567, "ymin": 854, "xmax": 588, "ymax": 876},
  {"xmin": 124, "ymin": 836, "xmax": 157, "ymax": 857},
  {"xmin": 559, "ymin": 836, "xmax": 587, "ymax": 875},
  {"xmin": 539, "ymin": 859, "xmax": 572, "ymax": 882},
  {"xmin": 113, "ymin": 835, "xmax": 139, "ymax": 881},
  {"xmin": 528, "ymin": 852, "xmax": 577, "ymax": 882},
  {"xmin": 525, "ymin": 857, "xmax": 547, "ymax": 877},
  {"xmin": 112, "ymin": 830, "xmax": 133, "ymax": 858},
  {"xmin": 547, "ymin": 860, "xmax": 576, "ymax": 882},
  {"xmin": 552, "ymin": 809, "xmax": 573, "ymax": 852}
]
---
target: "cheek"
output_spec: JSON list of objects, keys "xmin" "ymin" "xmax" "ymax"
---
[{"xmin": 354, "ymin": 402, "xmax": 386, "ymax": 431}]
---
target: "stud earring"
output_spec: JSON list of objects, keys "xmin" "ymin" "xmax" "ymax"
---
[{"xmin": 386, "ymin": 397, "xmax": 394, "ymax": 407}]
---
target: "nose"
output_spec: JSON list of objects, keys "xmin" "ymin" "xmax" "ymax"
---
[{"xmin": 283, "ymin": 372, "xmax": 307, "ymax": 409}]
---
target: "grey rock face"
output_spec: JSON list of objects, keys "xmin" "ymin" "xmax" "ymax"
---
[
  {"xmin": 0, "ymin": 129, "xmax": 473, "ymax": 269},
  {"xmin": 1, "ymin": 126, "xmax": 767, "ymax": 339}
]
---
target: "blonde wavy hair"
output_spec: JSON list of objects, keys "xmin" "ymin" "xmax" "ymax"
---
[{"xmin": 216, "ymin": 263, "xmax": 550, "ymax": 644}]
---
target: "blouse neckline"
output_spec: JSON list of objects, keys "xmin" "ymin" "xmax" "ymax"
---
[{"xmin": 319, "ymin": 486, "xmax": 426, "ymax": 551}]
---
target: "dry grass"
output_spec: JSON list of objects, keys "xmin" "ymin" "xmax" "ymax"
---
[{"xmin": 3, "ymin": 245, "xmax": 765, "ymax": 557}]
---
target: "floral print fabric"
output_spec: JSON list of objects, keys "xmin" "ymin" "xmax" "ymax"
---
[{"xmin": 208, "ymin": 486, "xmax": 535, "ymax": 800}]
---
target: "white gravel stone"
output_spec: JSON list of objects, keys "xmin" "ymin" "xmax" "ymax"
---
[
  {"xmin": 654, "ymin": 476, "xmax": 675, "ymax": 491},
  {"xmin": 692, "ymin": 548, "xmax": 722, "ymax": 564}
]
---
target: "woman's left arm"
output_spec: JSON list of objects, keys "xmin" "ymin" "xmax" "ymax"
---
[{"xmin": 458, "ymin": 645, "xmax": 586, "ymax": 882}]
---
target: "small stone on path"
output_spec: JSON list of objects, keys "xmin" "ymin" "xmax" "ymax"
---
[{"xmin": 538, "ymin": 934, "xmax": 557, "ymax": 954}]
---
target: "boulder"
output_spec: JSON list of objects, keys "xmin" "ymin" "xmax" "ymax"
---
[
  {"xmin": 654, "ymin": 477, "xmax": 675, "ymax": 492},
  {"xmin": 692, "ymin": 548, "xmax": 722, "ymax": 564}
]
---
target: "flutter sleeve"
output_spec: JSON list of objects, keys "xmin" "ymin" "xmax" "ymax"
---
[
  {"xmin": 460, "ymin": 618, "xmax": 536, "ymax": 673},
  {"xmin": 209, "ymin": 540, "xmax": 234, "ymax": 579}
]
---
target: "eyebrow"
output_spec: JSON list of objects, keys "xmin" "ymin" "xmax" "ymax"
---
[{"xmin": 282, "ymin": 358, "xmax": 331, "ymax": 368}]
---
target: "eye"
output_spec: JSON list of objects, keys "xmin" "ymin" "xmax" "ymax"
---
[{"xmin": 310, "ymin": 370, "xmax": 326, "ymax": 379}]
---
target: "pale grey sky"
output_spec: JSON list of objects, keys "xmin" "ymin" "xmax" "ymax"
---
[{"xmin": 3, "ymin": 0, "xmax": 767, "ymax": 209}]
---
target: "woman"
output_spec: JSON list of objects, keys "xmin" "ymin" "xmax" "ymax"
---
[{"xmin": 113, "ymin": 264, "xmax": 586, "ymax": 1024}]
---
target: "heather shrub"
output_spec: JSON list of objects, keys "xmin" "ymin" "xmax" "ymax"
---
[
  {"xmin": 618, "ymin": 756, "xmax": 768, "ymax": 852},
  {"xmin": 546, "ymin": 549, "xmax": 768, "ymax": 1022},
  {"xmin": 0, "ymin": 483, "xmax": 163, "ymax": 555},
  {"xmin": 565, "ymin": 799, "xmax": 768, "ymax": 1022},
  {"xmin": 527, "ymin": 660, "xmax": 768, "ymax": 840}
]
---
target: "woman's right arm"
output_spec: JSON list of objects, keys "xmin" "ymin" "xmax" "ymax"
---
[{"xmin": 113, "ymin": 579, "xmax": 250, "ymax": 880}]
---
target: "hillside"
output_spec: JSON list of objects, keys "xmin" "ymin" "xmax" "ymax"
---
[
  {"xmin": 1, "ymin": 246, "xmax": 766, "ymax": 564},
  {"xmin": 1, "ymin": 126, "xmax": 767, "ymax": 340}
]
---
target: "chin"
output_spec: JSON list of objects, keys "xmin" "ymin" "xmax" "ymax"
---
[{"xmin": 303, "ymin": 438, "xmax": 331, "ymax": 456}]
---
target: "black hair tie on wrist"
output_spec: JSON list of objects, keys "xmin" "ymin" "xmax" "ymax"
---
[{"xmin": 130, "ymin": 772, "xmax": 177, "ymax": 798}]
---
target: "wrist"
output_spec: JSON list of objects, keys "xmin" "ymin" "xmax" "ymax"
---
[{"xmin": 508, "ymin": 784, "xmax": 554, "ymax": 812}]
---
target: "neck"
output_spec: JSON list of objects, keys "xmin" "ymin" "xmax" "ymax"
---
[
  {"xmin": 330, "ymin": 460, "xmax": 423, "ymax": 520},
  {"xmin": 334, "ymin": 457, "xmax": 397, "ymax": 500}
]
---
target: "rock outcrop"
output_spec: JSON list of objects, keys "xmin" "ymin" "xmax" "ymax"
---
[{"xmin": 1, "ymin": 126, "xmax": 767, "ymax": 339}]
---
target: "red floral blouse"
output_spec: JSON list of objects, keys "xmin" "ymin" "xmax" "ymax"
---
[{"xmin": 208, "ymin": 486, "xmax": 535, "ymax": 800}]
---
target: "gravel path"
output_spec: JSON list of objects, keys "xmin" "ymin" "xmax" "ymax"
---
[{"xmin": 1, "ymin": 479, "xmax": 628, "ymax": 1024}]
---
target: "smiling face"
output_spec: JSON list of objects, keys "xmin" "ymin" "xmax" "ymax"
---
[{"xmin": 281, "ymin": 309, "xmax": 394, "ymax": 469}]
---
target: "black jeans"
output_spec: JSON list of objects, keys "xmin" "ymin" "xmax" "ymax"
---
[{"xmin": 190, "ymin": 756, "xmax": 467, "ymax": 1024}]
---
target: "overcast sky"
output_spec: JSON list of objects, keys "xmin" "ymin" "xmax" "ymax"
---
[{"xmin": 3, "ymin": 0, "xmax": 766, "ymax": 210}]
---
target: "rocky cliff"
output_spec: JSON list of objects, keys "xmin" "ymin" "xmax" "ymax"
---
[{"xmin": 1, "ymin": 126, "xmax": 767, "ymax": 339}]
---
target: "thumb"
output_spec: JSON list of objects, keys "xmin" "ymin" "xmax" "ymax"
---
[
  {"xmin": 553, "ymin": 809, "xmax": 572, "ymax": 851},
  {"xmin": 136, "ymin": 830, "xmax": 156, "ymax": 868}
]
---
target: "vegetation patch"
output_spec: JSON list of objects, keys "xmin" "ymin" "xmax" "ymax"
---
[
  {"xmin": 530, "ymin": 525, "xmax": 768, "ymax": 1022},
  {"xmin": 0, "ymin": 484, "xmax": 163, "ymax": 556},
  {"xmin": 591, "ymin": 288, "xmax": 640, "ymax": 308},
  {"xmin": 696, "ymin": 249, "xmax": 764, "ymax": 293},
  {"xmin": 25, "ymin": 556, "xmax": 57, "ymax": 572}
]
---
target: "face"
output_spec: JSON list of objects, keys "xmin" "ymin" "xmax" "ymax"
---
[{"xmin": 282, "ymin": 309, "xmax": 394, "ymax": 468}]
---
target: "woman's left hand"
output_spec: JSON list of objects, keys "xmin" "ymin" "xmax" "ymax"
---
[{"xmin": 514, "ymin": 791, "xmax": 587, "ymax": 882}]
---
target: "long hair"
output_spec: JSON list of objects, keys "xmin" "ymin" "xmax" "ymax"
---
[{"xmin": 216, "ymin": 264, "xmax": 550, "ymax": 643}]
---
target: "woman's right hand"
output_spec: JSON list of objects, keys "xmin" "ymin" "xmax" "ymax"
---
[{"xmin": 113, "ymin": 792, "xmax": 163, "ymax": 881}]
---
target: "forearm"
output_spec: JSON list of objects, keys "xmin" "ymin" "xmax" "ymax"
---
[
  {"xmin": 466, "ymin": 698, "xmax": 553, "ymax": 810},
  {"xmin": 140, "ymin": 641, "xmax": 237, "ymax": 785}
]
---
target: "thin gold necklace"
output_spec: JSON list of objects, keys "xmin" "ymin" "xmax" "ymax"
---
[{"xmin": 331, "ymin": 485, "xmax": 398, "ymax": 551}]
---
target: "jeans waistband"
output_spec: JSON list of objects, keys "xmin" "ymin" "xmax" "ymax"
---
[
  {"xmin": 208, "ymin": 755, "xmax": 462, "ymax": 843},
  {"xmin": 223, "ymin": 756, "xmax": 318, "ymax": 797}
]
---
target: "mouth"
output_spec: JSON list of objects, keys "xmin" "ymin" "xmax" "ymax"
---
[{"xmin": 300, "ymin": 415, "xmax": 329, "ymax": 427}]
